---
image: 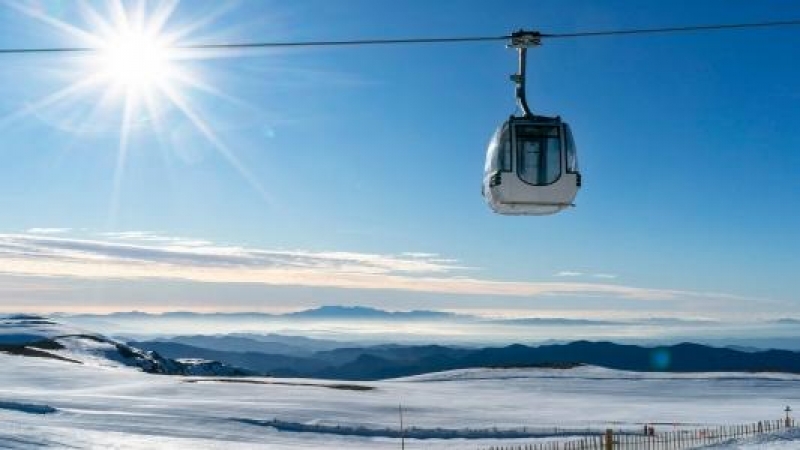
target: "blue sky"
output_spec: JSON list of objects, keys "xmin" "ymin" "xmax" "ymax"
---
[{"xmin": 0, "ymin": 0, "xmax": 797, "ymax": 320}]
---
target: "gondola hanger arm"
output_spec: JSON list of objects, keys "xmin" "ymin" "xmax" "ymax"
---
[{"xmin": 508, "ymin": 31, "xmax": 541, "ymax": 118}]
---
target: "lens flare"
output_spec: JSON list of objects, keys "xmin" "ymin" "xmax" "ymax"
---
[{"xmin": 650, "ymin": 348, "xmax": 671, "ymax": 370}]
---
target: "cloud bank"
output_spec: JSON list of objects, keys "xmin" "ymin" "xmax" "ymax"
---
[{"xmin": 0, "ymin": 232, "xmax": 745, "ymax": 303}]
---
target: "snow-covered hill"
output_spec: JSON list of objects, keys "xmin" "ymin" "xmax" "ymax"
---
[
  {"xmin": 1, "ymin": 315, "xmax": 799, "ymax": 449},
  {"xmin": 0, "ymin": 315, "xmax": 249, "ymax": 376}
]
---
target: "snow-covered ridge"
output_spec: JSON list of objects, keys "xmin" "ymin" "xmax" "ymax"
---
[
  {"xmin": 0, "ymin": 314, "xmax": 95, "ymax": 344},
  {"xmin": 0, "ymin": 315, "xmax": 248, "ymax": 376},
  {"xmin": 396, "ymin": 365, "xmax": 800, "ymax": 382}
]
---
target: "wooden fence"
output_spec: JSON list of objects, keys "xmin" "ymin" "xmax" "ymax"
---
[{"xmin": 482, "ymin": 418, "xmax": 796, "ymax": 450}]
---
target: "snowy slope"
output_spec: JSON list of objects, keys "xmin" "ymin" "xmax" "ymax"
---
[
  {"xmin": 705, "ymin": 428, "xmax": 800, "ymax": 449},
  {"xmin": 398, "ymin": 365, "xmax": 800, "ymax": 382},
  {"xmin": 1, "ymin": 352, "xmax": 800, "ymax": 448},
  {"xmin": 0, "ymin": 315, "xmax": 248, "ymax": 375}
]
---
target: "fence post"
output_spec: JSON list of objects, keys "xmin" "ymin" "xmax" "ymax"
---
[{"xmin": 604, "ymin": 429, "xmax": 613, "ymax": 450}]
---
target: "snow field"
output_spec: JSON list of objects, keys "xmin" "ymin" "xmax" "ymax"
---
[{"xmin": 1, "ymin": 353, "xmax": 799, "ymax": 448}]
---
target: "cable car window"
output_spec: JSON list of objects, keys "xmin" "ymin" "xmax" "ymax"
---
[
  {"xmin": 486, "ymin": 124, "xmax": 512, "ymax": 173},
  {"xmin": 499, "ymin": 138, "xmax": 511, "ymax": 172},
  {"xmin": 485, "ymin": 128, "xmax": 499, "ymax": 173},
  {"xmin": 564, "ymin": 124, "xmax": 579, "ymax": 174},
  {"xmin": 516, "ymin": 125, "xmax": 561, "ymax": 185}
]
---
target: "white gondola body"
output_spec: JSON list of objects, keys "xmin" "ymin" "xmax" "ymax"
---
[{"xmin": 483, "ymin": 116, "xmax": 581, "ymax": 215}]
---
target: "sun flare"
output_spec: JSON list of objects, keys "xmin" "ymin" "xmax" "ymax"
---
[{"xmin": 100, "ymin": 31, "xmax": 175, "ymax": 92}]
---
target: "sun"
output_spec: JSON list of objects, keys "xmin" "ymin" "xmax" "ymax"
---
[
  {"xmin": 89, "ymin": 4, "xmax": 185, "ymax": 101},
  {"xmin": 99, "ymin": 30, "xmax": 175, "ymax": 93},
  {"xmin": 2, "ymin": 1, "xmax": 271, "ymax": 220}
]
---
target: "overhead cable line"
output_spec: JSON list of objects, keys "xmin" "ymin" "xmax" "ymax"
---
[
  {"xmin": 1, "ymin": 18, "xmax": 799, "ymax": 54},
  {"xmin": 543, "ymin": 19, "xmax": 800, "ymax": 39}
]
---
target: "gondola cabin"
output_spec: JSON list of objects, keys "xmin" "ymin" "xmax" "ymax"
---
[{"xmin": 483, "ymin": 115, "xmax": 580, "ymax": 215}]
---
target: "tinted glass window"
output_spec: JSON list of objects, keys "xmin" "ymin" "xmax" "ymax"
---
[
  {"xmin": 500, "ymin": 137, "xmax": 512, "ymax": 172},
  {"xmin": 564, "ymin": 124, "xmax": 579, "ymax": 173},
  {"xmin": 486, "ymin": 124, "xmax": 512, "ymax": 173},
  {"xmin": 516, "ymin": 125, "xmax": 561, "ymax": 185}
]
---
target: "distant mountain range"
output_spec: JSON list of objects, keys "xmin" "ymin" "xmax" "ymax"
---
[
  {"xmin": 60, "ymin": 305, "xmax": 791, "ymax": 326},
  {"xmin": 283, "ymin": 305, "xmax": 456, "ymax": 320},
  {"xmin": 132, "ymin": 336, "xmax": 800, "ymax": 381},
  {"xmin": 775, "ymin": 318, "xmax": 800, "ymax": 325},
  {"xmin": 58, "ymin": 305, "xmax": 461, "ymax": 321},
  {"xmin": 5, "ymin": 315, "xmax": 800, "ymax": 382},
  {"xmin": 150, "ymin": 333, "xmax": 349, "ymax": 356}
]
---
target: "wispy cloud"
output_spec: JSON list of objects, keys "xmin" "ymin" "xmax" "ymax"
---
[
  {"xmin": 555, "ymin": 271, "xmax": 618, "ymax": 280},
  {"xmin": 0, "ymin": 231, "xmax": 749, "ymax": 303},
  {"xmin": 100, "ymin": 231, "xmax": 213, "ymax": 247},
  {"xmin": 593, "ymin": 273, "xmax": 618, "ymax": 280},
  {"xmin": 26, "ymin": 228, "xmax": 71, "ymax": 235},
  {"xmin": 401, "ymin": 252, "xmax": 440, "ymax": 259},
  {"xmin": 555, "ymin": 271, "xmax": 583, "ymax": 277}
]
